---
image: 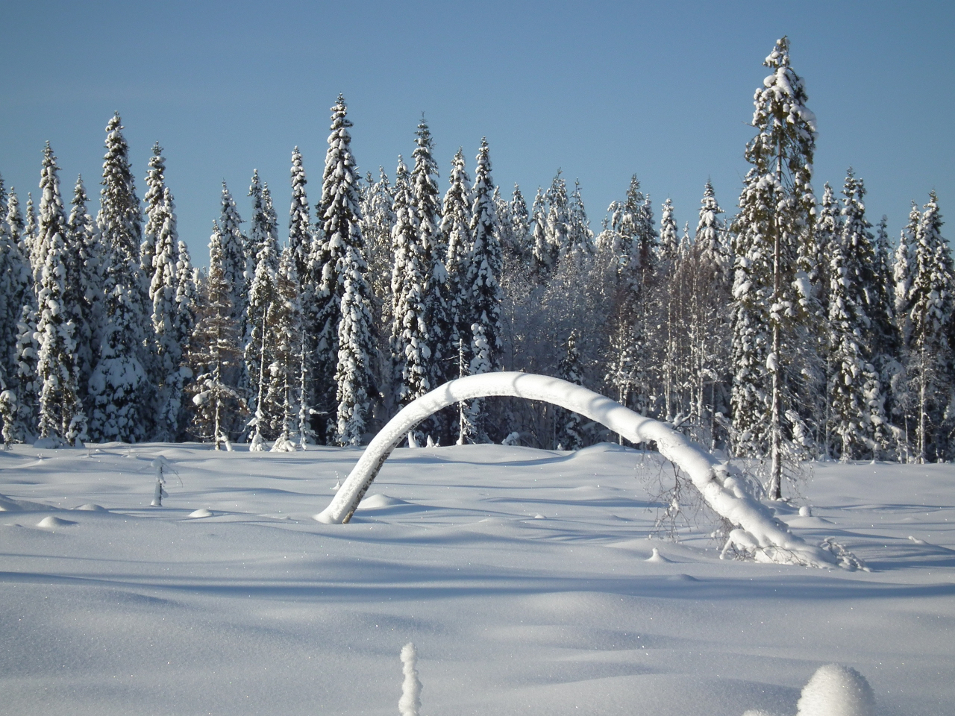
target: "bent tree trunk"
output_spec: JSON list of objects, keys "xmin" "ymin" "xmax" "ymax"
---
[{"xmin": 314, "ymin": 372, "xmax": 838, "ymax": 568}]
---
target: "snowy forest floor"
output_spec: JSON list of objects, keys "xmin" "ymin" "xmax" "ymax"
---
[{"xmin": 1, "ymin": 442, "xmax": 952, "ymax": 715}]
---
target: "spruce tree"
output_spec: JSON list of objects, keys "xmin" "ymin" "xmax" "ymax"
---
[
  {"xmin": 695, "ymin": 180, "xmax": 726, "ymax": 268},
  {"xmin": 334, "ymin": 241, "xmax": 377, "ymax": 445},
  {"xmin": 509, "ymin": 184, "xmax": 530, "ymax": 264},
  {"xmin": 359, "ymin": 167, "xmax": 396, "ymax": 340},
  {"xmin": 390, "ymin": 157, "xmax": 432, "ymax": 408},
  {"xmin": 218, "ymin": 182, "xmax": 247, "ymax": 327},
  {"xmin": 141, "ymin": 143, "xmax": 167, "ymax": 287},
  {"xmin": 64, "ymin": 175, "xmax": 102, "ymax": 410},
  {"xmin": 826, "ymin": 170, "xmax": 887, "ymax": 458},
  {"xmin": 658, "ymin": 198, "xmax": 680, "ymax": 265},
  {"xmin": 185, "ymin": 223, "xmax": 246, "ymax": 449},
  {"xmin": 906, "ymin": 192, "xmax": 954, "ymax": 461},
  {"xmin": 14, "ymin": 305, "xmax": 39, "ymax": 441},
  {"xmin": 566, "ymin": 179, "xmax": 594, "ymax": 256},
  {"xmin": 288, "ymin": 147, "xmax": 312, "ymax": 287},
  {"xmin": 465, "ymin": 138, "xmax": 504, "ymax": 372},
  {"xmin": 410, "ymin": 116, "xmax": 448, "ymax": 395},
  {"xmin": 89, "ymin": 113, "xmax": 150, "ymax": 443},
  {"xmin": 555, "ymin": 329, "xmax": 585, "ymax": 450},
  {"xmin": 731, "ymin": 37, "xmax": 817, "ymax": 498},
  {"xmin": 0, "ymin": 188, "xmax": 32, "ymax": 400},
  {"xmin": 6, "ymin": 187, "xmax": 26, "ymax": 249},
  {"xmin": 441, "ymin": 147, "xmax": 473, "ymax": 360},
  {"xmin": 826, "ymin": 175, "xmax": 884, "ymax": 460},
  {"xmin": 530, "ymin": 187, "xmax": 554, "ymax": 281},
  {"xmin": 245, "ymin": 193, "xmax": 280, "ymax": 449},
  {"xmin": 174, "ymin": 239, "xmax": 198, "ymax": 439},
  {"xmin": 545, "ymin": 171, "xmax": 570, "ymax": 259},
  {"xmin": 268, "ymin": 247, "xmax": 305, "ymax": 451},
  {"xmin": 313, "ymin": 95, "xmax": 375, "ymax": 441},
  {"xmin": 148, "ymin": 187, "xmax": 185, "ymax": 441},
  {"xmin": 34, "ymin": 143, "xmax": 87, "ymax": 445},
  {"xmin": 23, "ymin": 193, "xmax": 37, "ymax": 272},
  {"xmin": 461, "ymin": 139, "xmax": 503, "ymax": 442}
]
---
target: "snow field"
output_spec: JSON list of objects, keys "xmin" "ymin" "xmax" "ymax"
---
[{"xmin": 1, "ymin": 441, "xmax": 953, "ymax": 715}]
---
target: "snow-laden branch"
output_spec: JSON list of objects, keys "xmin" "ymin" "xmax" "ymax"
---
[{"xmin": 314, "ymin": 372, "xmax": 838, "ymax": 568}]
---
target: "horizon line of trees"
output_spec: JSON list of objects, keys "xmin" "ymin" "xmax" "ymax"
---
[{"xmin": 1, "ymin": 39, "xmax": 953, "ymax": 485}]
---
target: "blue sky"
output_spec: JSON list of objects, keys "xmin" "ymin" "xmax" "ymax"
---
[{"xmin": 2, "ymin": 1, "xmax": 952, "ymax": 266}]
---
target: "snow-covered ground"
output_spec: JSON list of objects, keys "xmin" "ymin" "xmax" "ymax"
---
[{"xmin": 1, "ymin": 441, "xmax": 952, "ymax": 715}]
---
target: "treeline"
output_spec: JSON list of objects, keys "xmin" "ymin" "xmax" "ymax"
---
[{"xmin": 1, "ymin": 39, "xmax": 952, "ymax": 475}]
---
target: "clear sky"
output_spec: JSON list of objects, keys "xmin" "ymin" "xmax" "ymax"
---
[{"xmin": 2, "ymin": 1, "xmax": 952, "ymax": 266}]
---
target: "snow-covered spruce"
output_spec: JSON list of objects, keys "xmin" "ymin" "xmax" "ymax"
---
[
  {"xmin": 314, "ymin": 372, "xmax": 843, "ymax": 569},
  {"xmin": 34, "ymin": 143, "xmax": 86, "ymax": 446},
  {"xmin": 88, "ymin": 113, "xmax": 150, "ymax": 443},
  {"xmin": 731, "ymin": 36, "xmax": 817, "ymax": 499}
]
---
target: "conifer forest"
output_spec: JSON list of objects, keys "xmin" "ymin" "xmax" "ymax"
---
[{"xmin": 1, "ymin": 37, "xmax": 953, "ymax": 479}]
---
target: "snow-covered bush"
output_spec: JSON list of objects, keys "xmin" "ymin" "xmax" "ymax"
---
[
  {"xmin": 796, "ymin": 664, "xmax": 875, "ymax": 716},
  {"xmin": 399, "ymin": 642, "xmax": 421, "ymax": 716}
]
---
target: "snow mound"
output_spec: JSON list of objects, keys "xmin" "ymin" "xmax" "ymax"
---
[
  {"xmin": 74, "ymin": 503, "xmax": 107, "ymax": 512},
  {"xmin": 796, "ymin": 664, "xmax": 875, "ymax": 716},
  {"xmin": 533, "ymin": 513, "xmax": 546, "ymax": 519},
  {"xmin": 33, "ymin": 436, "xmax": 67, "ymax": 449},
  {"xmin": 646, "ymin": 547, "xmax": 670, "ymax": 563},
  {"xmin": 357, "ymin": 494, "xmax": 409, "ymax": 510},
  {"xmin": 188, "ymin": 508, "xmax": 213, "ymax": 518},
  {"xmin": 37, "ymin": 515, "xmax": 76, "ymax": 528},
  {"xmin": 799, "ymin": 505, "xmax": 812, "ymax": 517},
  {"xmin": 0, "ymin": 494, "xmax": 54, "ymax": 511}
]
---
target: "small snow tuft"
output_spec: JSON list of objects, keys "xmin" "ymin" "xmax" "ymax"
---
[
  {"xmin": 646, "ymin": 547, "xmax": 670, "ymax": 563},
  {"xmin": 188, "ymin": 508, "xmax": 213, "ymax": 518},
  {"xmin": 74, "ymin": 504, "xmax": 107, "ymax": 512},
  {"xmin": 796, "ymin": 664, "xmax": 875, "ymax": 716}
]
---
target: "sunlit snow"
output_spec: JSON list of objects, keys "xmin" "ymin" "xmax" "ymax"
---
[{"xmin": 1, "ymin": 441, "xmax": 953, "ymax": 715}]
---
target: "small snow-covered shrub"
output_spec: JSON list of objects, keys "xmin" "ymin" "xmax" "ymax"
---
[
  {"xmin": 796, "ymin": 664, "xmax": 875, "ymax": 716},
  {"xmin": 150, "ymin": 455, "xmax": 178, "ymax": 507},
  {"xmin": 399, "ymin": 642, "xmax": 422, "ymax": 716}
]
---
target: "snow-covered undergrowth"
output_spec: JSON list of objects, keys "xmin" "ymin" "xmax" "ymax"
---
[{"xmin": 1, "ymin": 441, "xmax": 953, "ymax": 715}]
